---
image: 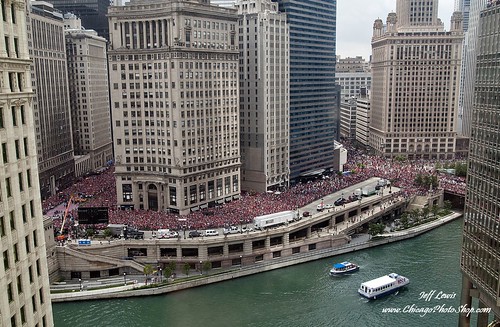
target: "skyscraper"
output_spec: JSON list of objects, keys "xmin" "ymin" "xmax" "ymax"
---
[
  {"xmin": 108, "ymin": 0, "xmax": 240, "ymax": 214},
  {"xmin": 65, "ymin": 16, "xmax": 113, "ymax": 176},
  {"xmin": 0, "ymin": 0, "xmax": 54, "ymax": 325},
  {"xmin": 274, "ymin": 0, "xmax": 339, "ymax": 180},
  {"xmin": 457, "ymin": 0, "xmax": 487, "ymax": 138},
  {"xmin": 459, "ymin": 1, "xmax": 500, "ymax": 326},
  {"xmin": 370, "ymin": 0, "xmax": 464, "ymax": 160},
  {"xmin": 29, "ymin": 1, "xmax": 75, "ymax": 198},
  {"xmin": 46, "ymin": 0, "xmax": 111, "ymax": 40},
  {"xmin": 236, "ymin": 0, "xmax": 290, "ymax": 192}
]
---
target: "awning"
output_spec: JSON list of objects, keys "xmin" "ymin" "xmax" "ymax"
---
[
  {"xmin": 200, "ymin": 204, "xmax": 208, "ymax": 209},
  {"xmin": 233, "ymin": 195, "xmax": 240, "ymax": 200}
]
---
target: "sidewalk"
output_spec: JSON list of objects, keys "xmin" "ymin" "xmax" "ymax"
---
[{"xmin": 51, "ymin": 280, "xmax": 146, "ymax": 300}]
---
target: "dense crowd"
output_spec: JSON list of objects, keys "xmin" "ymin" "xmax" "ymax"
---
[{"xmin": 43, "ymin": 145, "xmax": 467, "ymax": 233}]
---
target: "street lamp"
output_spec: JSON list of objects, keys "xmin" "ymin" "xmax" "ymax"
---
[
  {"xmin": 123, "ymin": 272, "xmax": 126, "ymax": 286},
  {"xmin": 183, "ymin": 225, "xmax": 186, "ymax": 239},
  {"xmin": 79, "ymin": 278, "xmax": 82, "ymax": 291},
  {"xmin": 239, "ymin": 219, "xmax": 243, "ymax": 233},
  {"xmin": 200, "ymin": 261, "xmax": 203, "ymax": 275},
  {"xmin": 239, "ymin": 255, "xmax": 242, "ymax": 269},
  {"xmin": 159, "ymin": 268, "xmax": 162, "ymax": 282}
]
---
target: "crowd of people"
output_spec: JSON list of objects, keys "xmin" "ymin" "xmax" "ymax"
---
[{"xmin": 42, "ymin": 145, "xmax": 467, "ymax": 233}]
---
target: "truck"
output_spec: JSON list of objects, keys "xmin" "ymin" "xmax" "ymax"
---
[
  {"xmin": 107, "ymin": 224, "xmax": 144, "ymax": 239},
  {"xmin": 377, "ymin": 178, "xmax": 389, "ymax": 188},
  {"xmin": 157, "ymin": 229, "xmax": 170, "ymax": 239},
  {"xmin": 362, "ymin": 184, "xmax": 378, "ymax": 197},
  {"xmin": 107, "ymin": 224, "xmax": 127, "ymax": 237},
  {"xmin": 253, "ymin": 210, "xmax": 298, "ymax": 230}
]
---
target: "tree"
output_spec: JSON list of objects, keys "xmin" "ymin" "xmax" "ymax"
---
[
  {"xmin": 103, "ymin": 228, "xmax": 112, "ymax": 238},
  {"xmin": 85, "ymin": 228, "xmax": 95, "ymax": 238},
  {"xmin": 394, "ymin": 155, "xmax": 406, "ymax": 162},
  {"xmin": 368, "ymin": 223, "xmax": 385, "ymax": 236},
  {"xmin": 443, "ymin": 200, "xmax": 452, "ymax": 212},
  {"xmin": 422, "ymin": 207, "xmax": 430, "ymax": 222},
  {"xmin": 409, "ymin": 209, "xmax": 421, "ymax": 224},
  {"xmin": 202, "ymin": 261, "xmax": 212, "ymax": 275},
  {"xmin": 455, "ymin": 162, "xmax": 467, "ymax": 177},
  {"xmin": 143, "ymin": 264, "xmax": 154, "ymax": 285},
  {"xmin": 182, "ymin": 263, "xmax": 191, "ymax": 276},
  {"xmin": 400, "ymin": 213, "xmax": 410, "ymax": 229},
  {"xmin": 163, "ymin": 261, "xmax": 176, "ymax": 278},
  {"xmin": 431, "ymin": 205, "xmax": 440, "ymax": 218},
  {"xmin": 415, "ymin": 174, "xmax": 423, "ymax": 186}
]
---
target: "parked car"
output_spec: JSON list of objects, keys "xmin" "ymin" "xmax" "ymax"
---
[
  {"xmin": 302, "ymin": 211, "xmax": 310, "ymax": 217},
  {"xmin": 241, "ymin": 226, "xmax": 254, "ymax": 233},
  {"xmin": 316, "ymin": 204, "xmax": 324, "ymax": 211},
  {"xmin": 325, "ymin": 204, "xmax": 334, "ymax": 209},
  {"xmin": 334, "ymin": 198, "xmax": 346, "ymax": 206},
  {"xmin": 223, "ymin": 226, "xmax": 240, "ymax": 235},
  {"xmin": 189, "ymin": 231, "xmax": 202, "ymax": 238},
  {"xmin": 205, "ymin": 229, "xmax": 219, "ymax": 236},
  {"xmin": 166, "ymin": 231, "xmax": 179, "ymax": 238}
]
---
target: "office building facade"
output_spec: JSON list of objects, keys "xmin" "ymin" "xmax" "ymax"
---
[
  {"xmin": 336, "ymin": 56, "xmax": 371, "ymax": 100},
  {"xmin": 459, "ymin": 2, "xmax": 500, "ymax": 326},
  {"xmin": 370, "ymin": 0, "xmax": 464, "ymax": 160},
  {"xmin": 457, "ymin": 0, "xmax": 487, "ymax": 138},
  {"xmin": 355, "ymin": 96, "xmax": 371, "ymax": 147},
  {"xmin": 29, "ymin": 1, "xmax": 75, "ymax": 198},
  {"xmin": 340, "ymin": 97, "xmax": 356, "ymax": 139},
  {"xmin": 0, "ymin": 0, "xmax": 54, "ymax": 325},
  {"xmin": 108, "ymin": 0, "xmax": 240, "ymax": 214},
  {"xmin": 65, "ymin": 17, "xmax": 113, "ymax": 174},
  {"xmin": 46, "ymin": 0, "xmax": 110, "ymax": 40},
  {"xmin": 275, "ymin": 0, "xmax": 339, "ymax": 180},
  {"xmin": 236, "ymin": 0, "xmax": 289, "ymax": 192}
]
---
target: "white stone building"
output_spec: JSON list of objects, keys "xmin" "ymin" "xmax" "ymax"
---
[
  {"xmin": 355, "ymin": 96, "xmax": 371, "ymax": 147},
  {"xmin": 65, "ymin": 16, "xmax": 113, "ymax": 175},
  {"xmin": 28, "ymin": 1, "xmax": 75, "ymax": 198},
  {"xmin": 235, "ymin": 0, "xmax": 289, "ymax": 192},
  {"xmin": 108, "ymin": 0, "xmax": 240, "ymax": 214},
  {"xmin": 370, "ymin": 0, "xmax": 464, "ymax": 159},
  {"xmin": 0, "ymin": 0, "xmax": 54, "ymax": 325}
]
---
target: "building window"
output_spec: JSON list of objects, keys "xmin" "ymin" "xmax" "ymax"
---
[
  {"xmin": 18, "ymin": 172, "xmax": 23, "ymax": 191},
  {"xmin": 3, "ymin": 250, "xmax": 8, "ymax": 269},
  {"xmin": 6, "ymin": 177, "xmax": 11, "ymax": 197},
  {"xmin": 0, "ymin": 216, "xmax": 5, "ymax": 236},
  {"xmin": 2, "ymin": 142, "xmax": 8, "ymax": 163},
  {"xmin": 23, "ymin": 137, "xmax": 28, "ymax": 156},
  {"xmin": 10, "ymin": 211, "xmax": 15, "ymax": 230},
  {"xmin": 11, "ymin": 106, "xmax": 17, "ymax": 126}
]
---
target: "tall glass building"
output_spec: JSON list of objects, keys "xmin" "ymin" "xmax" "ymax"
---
[
  {"xmin": 274, "ymin": 0, "xmax": 338, "ymax": 180},
  {"xmin": 459, "ymin": 1, "xmax": 500, "ymax": 326}
]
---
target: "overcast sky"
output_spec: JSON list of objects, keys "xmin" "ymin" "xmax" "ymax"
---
[{"xmin": 337, "ymin": 0, "xmax": 456, "ymax": 59}]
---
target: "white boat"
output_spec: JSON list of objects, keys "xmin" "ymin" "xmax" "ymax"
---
[
  {"xmin": 329, "ymin": 261, "xmax": 359, "ymax": 275},
  {"xmin": 358, "ymin": 273, "xmax": 409, "ymax": 299}
]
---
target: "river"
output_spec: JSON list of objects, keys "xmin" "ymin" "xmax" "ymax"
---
[{"xmin": 53, "ymin": 218, "xmax": 469, "ymax": 327}]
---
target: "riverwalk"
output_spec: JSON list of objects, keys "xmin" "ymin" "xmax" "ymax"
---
[{"xmin": 51, "ymin": 210, "xmax": 462, "ymax": 302}]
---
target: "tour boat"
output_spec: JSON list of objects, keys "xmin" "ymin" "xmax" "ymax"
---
[
  {"xmin": 329, "ymin": 261, "xmax": 359, "ymax": 275},
  {"xmin": 358, "ymin": 273, "xmax": 409, "ymax": 299}
]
